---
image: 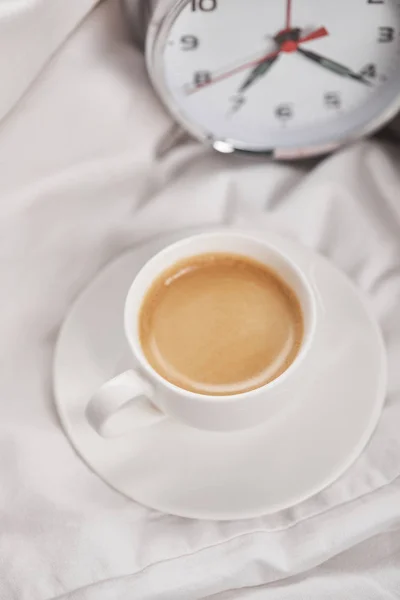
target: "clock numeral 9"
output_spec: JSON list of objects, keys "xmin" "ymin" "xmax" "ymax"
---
[
  {"xmin": 324, "ymin": 92, "xmax": 341, "ymax": 109},
  {"xmin": 378, "ymin": 26, "xmax": 395, "ymax": 42},
  {"xmin": 180, "ymin": 35, "xmax": 199, "ymax": 50},
  {"xmin": 194, "ymin": 71, "xmax": 212, "ymax": 87},
  {"xmin": 275, "ymin": 104, "xmax": 293, "ymax": 121},
  {"xmin": 191, "ymin": 0, "xmax": 217, "ymax": 11}
]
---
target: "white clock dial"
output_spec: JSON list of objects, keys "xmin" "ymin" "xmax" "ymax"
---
[{"xmin": 150, "ymin": 0, "xmax": 400, "ymax": 155}]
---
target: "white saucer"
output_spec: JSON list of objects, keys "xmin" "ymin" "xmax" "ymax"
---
[{"xmin": 53, "ymin": 229, "xmax": 386, "ymax": 520}]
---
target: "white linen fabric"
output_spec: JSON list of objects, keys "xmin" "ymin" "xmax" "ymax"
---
[{"xmin": 0, "ymin": 1, "xmax": 400, "ymax": 599}]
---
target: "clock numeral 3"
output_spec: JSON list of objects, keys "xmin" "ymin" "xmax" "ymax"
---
[
  {"xmin": 378, "ymin": 26, "xmax": 395, "ymax": 42},
  {"xmin": 191, "ymin": 0, "xmax": 217, "ymax": 11},
  {"xmin": 194, "ymin": 71, "xmax": 212, "ymax": 86},
  {"xmin": 181, "ymin": 35, "xmax": 199, "ymax": 50}
]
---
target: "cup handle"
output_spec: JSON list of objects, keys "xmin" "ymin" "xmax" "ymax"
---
[{"xmin": 86, "ymin": 370, "xmax": 166, "ymax": 437}]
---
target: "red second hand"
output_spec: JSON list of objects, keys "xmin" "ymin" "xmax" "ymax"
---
[
  {"xmin": 187, "ymin": 27, "xmax": 329, "ymax": 95},
  {"xmin": 286, "ymin": 0, "xmax": 293, "ymax": 30},
  {"xmin": 187, "ymin": 49, "xmax": 280, "ymax": 95},
  {"xmin": 300, "ymin": 26, "xmax": 329, "ymax": 43}
]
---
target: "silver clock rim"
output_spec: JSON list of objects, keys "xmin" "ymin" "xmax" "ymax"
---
[{"xmin": 146, "ymin": 0, "xmax": 400, "ymax": 159}]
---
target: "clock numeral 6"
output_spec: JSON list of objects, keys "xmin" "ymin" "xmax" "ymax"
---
[
  {"xmin": 275, "ymin": 104, "xmax": 293, "ymax": 121},
  {"xmin": 194, "ymin": 71, "xmax": 212, "ymax": 86},
  {"xmin": 378, "ymin": 26, "xmax": 395, "ymax": 42},
  {"xmin": 181, "ymin": 35, "xmax": 199, "ymax": 50},
  {"xmin": 191, "ymin": 0, "xmax": 217, "ymax": 11}
]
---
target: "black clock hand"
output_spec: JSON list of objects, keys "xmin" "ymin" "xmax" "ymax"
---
[
  {"xmin": 187, "ymin": 28, "xmax": 328, "ymax": 96},
  {"xmin": 296, "ymin": 47, "xmax": 372, "ymax": 86},
  {"xmin": 236, "ymin": 28, "xmax": 303, "ymax": 95},
  {"xmin": 238, "ymin": 54, "xmax": 280, "ymax": 93}
]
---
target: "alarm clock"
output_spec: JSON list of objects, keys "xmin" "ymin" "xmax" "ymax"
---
[{"xmin": 123, "ymin": 0, "xmax": 400, "ymax": 159}]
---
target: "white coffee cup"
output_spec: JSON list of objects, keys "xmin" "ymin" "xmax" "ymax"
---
[{"xmin": 86, "ymin": 232, "xmax": 317, "ymax": 436}]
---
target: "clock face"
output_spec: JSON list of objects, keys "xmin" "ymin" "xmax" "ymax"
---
[{"xmin": 151, "ymin": 0, "xmax": 400, "ymax": 155}]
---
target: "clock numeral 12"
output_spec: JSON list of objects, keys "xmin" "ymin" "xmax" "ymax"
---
[{"xmin": 191, "ymin": 0, "xmax": 217, "ymax": 11}]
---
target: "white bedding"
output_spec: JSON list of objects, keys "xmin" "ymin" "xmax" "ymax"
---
[{"xmin": 0, "ymin": 2, "xmax": 400, "ymax": 599}]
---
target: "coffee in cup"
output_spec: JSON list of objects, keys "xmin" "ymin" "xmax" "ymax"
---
[
  {"xmin": 87, "ymin": 232, "xmax": 316, "ymax": 435},
  {"xmin": 139, "ymin": 253, "xmax": 303, "ymax": 396}
]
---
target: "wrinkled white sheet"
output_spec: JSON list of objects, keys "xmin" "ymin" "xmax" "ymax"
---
[{"xmin": 0, "ymin": 1, "xmax": 400, "ymax": 599}]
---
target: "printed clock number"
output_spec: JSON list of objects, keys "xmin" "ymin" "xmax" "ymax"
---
[
  {"xmin": 163, "ymin": 0, "xmax": 400, "ymax": 153},
  {"xmin": 191, "ymin": 0, "xmax": 217, "ymax": 11},
  {"xmin": 229, "ymin": 94, "xmax": 246, "ymax": 113},
  {"xmin": 378, "ymin": 26, "xmax": 395, "ymax": 42},
  {"xmin": 194, "ymin": 71, "xmax": 212, "ymax": 86},
  {"xmin": 181, "ymin": 35, "xmax": 199, "ymax": 50},
  {"xmin": 324, "ymin": 92, "xmax": 341, "ymax": 109},
  {"xmin": 360, "ymin": 63, "xmax": 377, "ymax": 78},
  {"xmin": 275, "ymin": 104, "xmax": 293, "ymax": 121}
]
